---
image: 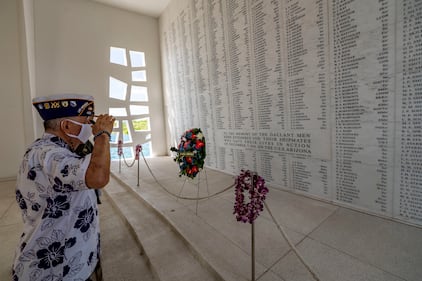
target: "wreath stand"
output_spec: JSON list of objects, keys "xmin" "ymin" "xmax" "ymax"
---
[
  {"xmin": 251, "ymin": 221, "xmax": 256, "ymax": 281},
  {"xmin": 234, "ymin": 170, "xmax": 264, "ymax": 281},
  {"xmin": 177, "ymin": 167, "xmax": 210, "ymax": 215},
  {"xmin": 250, "ymin": 173, "xmax": 257, "ymax": 281},
  {"xmin": 234, "ymin": 170, "xmax": 320, "ymax": 281}
]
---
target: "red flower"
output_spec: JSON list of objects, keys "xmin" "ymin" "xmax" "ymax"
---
[
  {"xmin": 195, "ymin": 140, "xmax": 204, "ymax": 149},
  {"xmin": 186, "ymin": 157, "xmax": 192, "ymax": 164},
  {"xmin": 191, "ymin": 166, "xmax": 198, "ymax": 173}
]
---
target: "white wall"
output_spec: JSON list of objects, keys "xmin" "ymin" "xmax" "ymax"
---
[
  {"xmin": 34, "ymin": 0, "xmax": 166, "ymax": 155},
  {"xmin": 0, "ymin": 0, "xmax": 167, "ymax": 179},
  {"xmin": 158, "ymin": 0, "xmax": 422, "ymax": 226},
  {"xmin": 0, "ymin": 0, "xmax": 28, "ymax": 180}
]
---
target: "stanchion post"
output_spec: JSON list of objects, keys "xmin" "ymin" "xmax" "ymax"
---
[
  {"xmin": 251, "ymin": 171, "xmax": 256, "ymax": 281},
  {"xmin": 137, "ymin": 157, "xmax": 140, "ymax": 187},
  {"xmin": 252, "ymin": 221, "xmax": 255, "ymax": 281},
  {"xmin": 135, "ymin": 144, "xmax": 142, "ymax": 187},
  {"xmin": 118, "ymin": 140, "xmax": 123, "ymax": 173},
  {"xmin": 195, "ymin": 171, "xmax": 200, "ymax": 215}
]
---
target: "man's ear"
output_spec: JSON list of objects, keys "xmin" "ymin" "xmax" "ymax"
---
[{"xmin": 60, "ymin": 119, "xmax": 70, "ymax": 132}]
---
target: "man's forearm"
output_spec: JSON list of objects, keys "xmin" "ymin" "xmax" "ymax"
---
[{"xmin": 86, "ymin": 134, "xmax": 110, "ymax": 188}]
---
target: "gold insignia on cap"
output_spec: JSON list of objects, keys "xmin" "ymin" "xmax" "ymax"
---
[
  {"xmin": 44, "ymin": 103, "xmax": 50, "ymax": 109},
  {"xmin": 51, "ymin": 102, "xmax": 60, "ymax": 108},
  {"xmin": 62, "ymin": 101, "xmax": 69, "ymax": 107}
]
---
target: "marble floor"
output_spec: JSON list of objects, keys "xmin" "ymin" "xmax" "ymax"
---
[{"xmin": 1, "ymin": 156, "xmax": 422, "ymax": 281}]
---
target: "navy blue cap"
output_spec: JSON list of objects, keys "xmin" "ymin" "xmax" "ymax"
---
[{"xmin": 32, "ymin": 94, "xmax": 94, "ymax": 121}]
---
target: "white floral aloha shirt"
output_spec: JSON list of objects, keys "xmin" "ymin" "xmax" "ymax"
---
[{"xmin": 13, "ymin": 133, "xmax": 100, "ymax": 281}]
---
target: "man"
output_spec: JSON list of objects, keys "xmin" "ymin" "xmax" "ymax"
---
[{"xmin": 13, "ymin": 94, "xmax": 115, "ymax": 281}]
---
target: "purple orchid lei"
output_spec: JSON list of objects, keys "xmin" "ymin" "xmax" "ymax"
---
[{"xmin": 233, "ymin": 170, "xmax": 269, "ymax": 224}]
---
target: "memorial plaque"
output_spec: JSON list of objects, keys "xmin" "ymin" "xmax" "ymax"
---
[{"xmin": 159, "ymin": 0, "xmax": 422, "ymax": 226}]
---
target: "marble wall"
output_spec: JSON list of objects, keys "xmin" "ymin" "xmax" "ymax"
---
[{"xmin": 159, "ymin": 0, "xmax": 422, "ymax": 226}]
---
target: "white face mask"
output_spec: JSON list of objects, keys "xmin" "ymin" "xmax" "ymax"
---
[{"xmin": 64, "ymin": 119, "xmax": 92, "ymax": 143}]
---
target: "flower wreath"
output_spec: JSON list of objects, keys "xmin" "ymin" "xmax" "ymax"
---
[
  {"xmin": 170, "ymin": 128, "xmax": 206, "ymax": 179},
  {"xmin": 233, "ymin": 170, "xmax": 269, "ymax": 224}
]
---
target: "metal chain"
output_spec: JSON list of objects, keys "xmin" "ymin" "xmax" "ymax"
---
[
  {"xmin": 263, "ymin": 201, "xmax": 321, "ymax": 281},
  {"xmin": 140, "ymin": 151, "xmax": 234, "ymax": 200},
  {"xmin": 121, "ymin": 151, "xmax": 136, "ymax": 167}
]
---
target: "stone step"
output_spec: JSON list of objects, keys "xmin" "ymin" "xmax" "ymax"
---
[
  {"xmin": 109, "ymin": 169, "xmax": 270, "ymax": 281},
  {"xmin": 104, "ymin": 175, "xmax": 222, "ymax": 281},
  {"xmin": 100, "ymin": 193, "xmax": 155, "ymax": 281}
]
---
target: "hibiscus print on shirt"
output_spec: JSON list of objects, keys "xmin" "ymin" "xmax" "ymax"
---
[
  {"xmin": 42, "ymin": 195, "xmax": 70, "ymax": 219},
  {"xmin": 52, "ymin": 177, "xmax": 74, "ymax": 193},
  {"xmin": 36, "ymin": 241, "xmax": 66, "ymax": 269},
  {"xmin": 74, "ymin": 207, "xmax": 94, "ymax": 233}
]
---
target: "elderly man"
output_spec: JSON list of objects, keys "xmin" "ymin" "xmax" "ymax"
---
[{"xmin": 13, "ymin": 94, "xmax": 114, "ymax": 281}]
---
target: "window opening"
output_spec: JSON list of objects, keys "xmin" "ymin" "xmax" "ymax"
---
[
  {"xmin": 110, "ymin": 131, "xmax": 119, "ymax": 144},
  {"xmin": 141, "ymin": 141, "xmax": 151, "ymax": 157},
  {"xmin": 132, "ymin": 70, "xmax": 147, "ymax": 82},
  {"xmin": 109, "ymin": 77, "xmax": 127, "ymax": 100},
  {"xmin": 132, "ymin": 117, "xmax": 150, "ymax": 132},
  {"xmin": 130, "ymin": 105, "xmax": 149, "ymax": 116},
  {"xmin": 109, "ymin": 46, "xmax": 151, "ymax": 158},
  {"xmin": 110, "ymin": 47, "xmax": 127, "ymax": 66},
  {"xmin": 109, "ymin": 108, "xmax": 128, "ymax": 117},
  {"xmin": 129, "ymin": 51, "xmax": 146, "ymax": 67},
  {"xmin": 130, "ymin": 86, "xmax": 149, "ymax": 102},
  {"xmin": 122, "ymin": 120, "xmax": 132, "ymax": 143},
  {"xmin": 111, "ymin": 146, "xmax": 133, "ymax": 161}
]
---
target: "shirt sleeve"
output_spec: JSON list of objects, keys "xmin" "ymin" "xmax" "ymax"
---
[{"xmin": 42, "ymin": 145, "xmax": 92, "ymax": 192}]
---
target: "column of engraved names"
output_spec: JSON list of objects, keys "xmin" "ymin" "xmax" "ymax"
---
[
  {"xmin": 332, "ymin": 0, "xmax": 395, "ymax": 213},
  {"xmin": 162, "ymin": 31, "xmax": 180, "ymax": 138},
  {"xmin": 207, "ymin": 0, "xmax": 232, "ymax": 130},
  {"xmin": 283, "ymin": 0, "xmax": 330, "ymax": 196},
  {"xmin": 397, "ymin": 0, "xmax": 422, "ymax": 222},
  {"xmin": 207, "ymin": 0, "xmax": 235, "ymax": 171},
  {"xmin": 251, "ymin": 0, "xmax": 286, "ymax": 130},
  {"xmin": 285, "ymin": 0, "xmax": 309, "ymax": 130},
  {"xmin": 190, "ymin": 1, "xmax": 210, "ymax": 129},
  {"xmin": 371, "ymin": 0, "xmax": 394, "ymax": 213},
  {"xmin": 259, "ymin": 151, "xmax": 289, "ymax": 188},
  {"xmin": 191, "ymin": 0, "xmax": 217, "ymax": 167},
  {"xmin": 332, "ymin": 0, "xmax": 364, "ymax": 204},
  {"xmin": 169, "ymin": 21, "xmax": 188, "ymax": 134},
  {"xmin": 179, "ymin": 10, "xmax": 196, "ymax": 126},
  {"xmin": 284, "ymin": 0, "xmax": 329, "ymax": 130},
  {"xmin": 249, "ymin": 0, "xmax": 289, "ymax": 186},
  {"xmin": 226, "ymin": 0, "xmax": 255, "ymax": 131},
  {"xmin": 316, "ymin": 0, "xmax": 328, "ymax": 130}
]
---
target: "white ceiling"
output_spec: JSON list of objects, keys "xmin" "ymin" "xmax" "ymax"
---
[{"xmin": 91, "ymin": 0, "xmax": 171, "ymax": 18}]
